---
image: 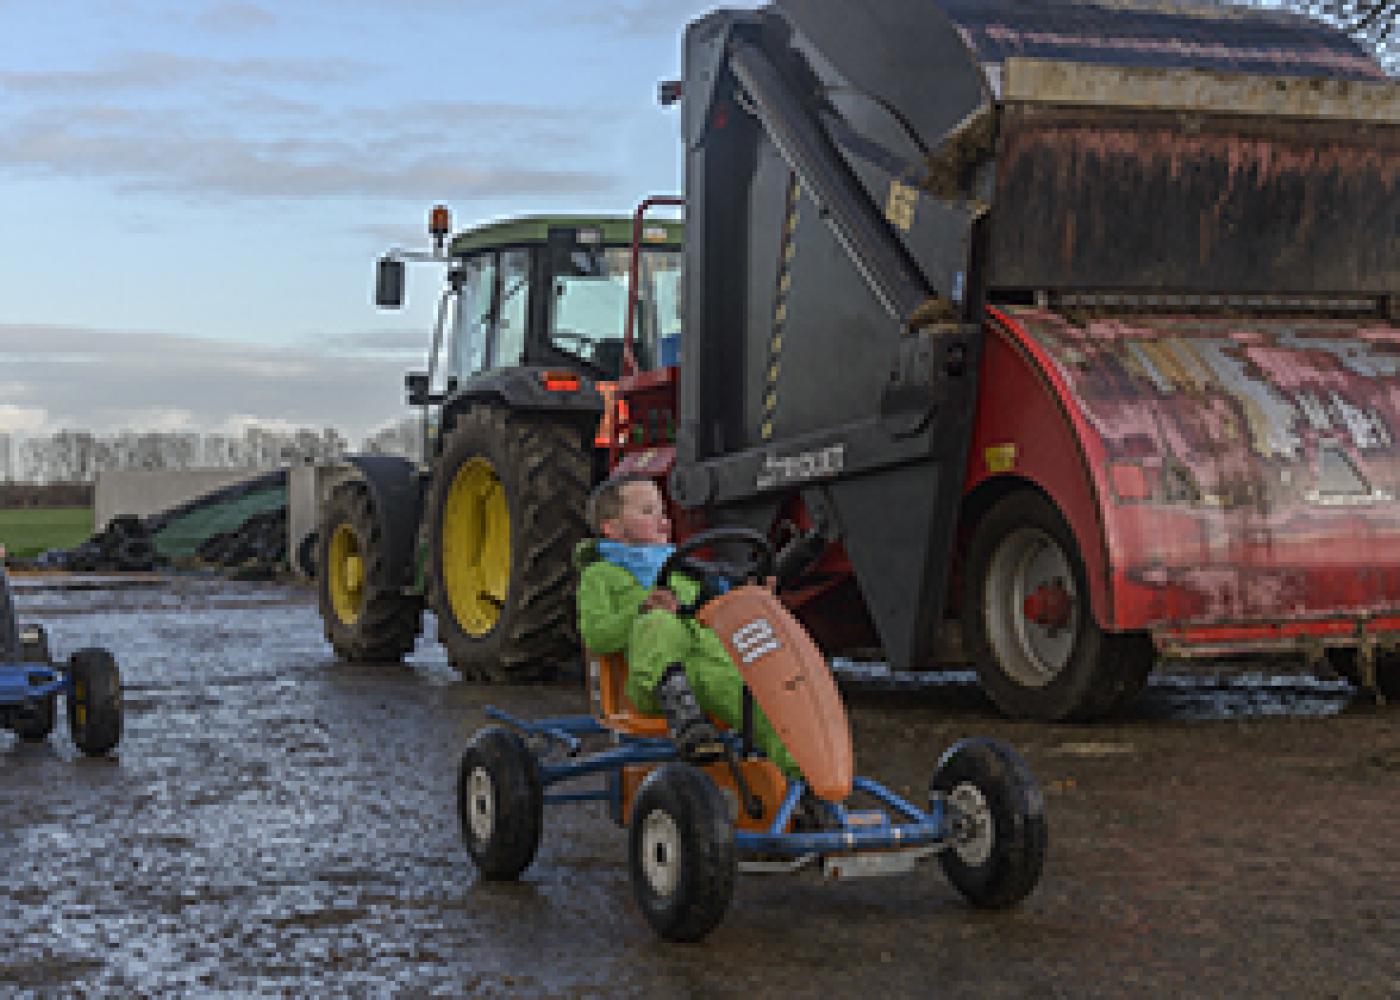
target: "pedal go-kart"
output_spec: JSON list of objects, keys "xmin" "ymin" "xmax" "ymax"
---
[
  {"xmin": 0, "ymin": 567, "xmax": 123, "ymax": 755},
  {"xmin": 457, "ymin": 528, "xmax": 1046, "ymax": 941}
]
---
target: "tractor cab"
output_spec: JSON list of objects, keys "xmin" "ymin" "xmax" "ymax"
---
[{"xmin": 377, "ymin": 211, "xmax": 683, "ymax": 423}]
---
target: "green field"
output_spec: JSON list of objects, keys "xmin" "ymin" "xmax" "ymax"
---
[{"xmin": 0, "ymin": 507, "xmax": 94, "ymax": 559}]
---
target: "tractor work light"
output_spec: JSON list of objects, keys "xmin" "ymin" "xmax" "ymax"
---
[{"xmin": 429, "ymin": 204, "xmax": 451, "ymax": 238}]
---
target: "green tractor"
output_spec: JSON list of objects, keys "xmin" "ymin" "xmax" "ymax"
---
[{"xmin": 317, "ymin": 208, "xmax": 683, "ymax": 680}]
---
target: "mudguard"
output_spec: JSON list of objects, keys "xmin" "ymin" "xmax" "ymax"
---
[
  {"xmin": 344, "ymin": 455, "xmax": 424, "ymax": 590},
  {"xmin": 697, "ymin": 584, "xmax": 853, "ymax": 800}
]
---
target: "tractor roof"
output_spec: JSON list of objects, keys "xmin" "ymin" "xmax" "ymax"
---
[{"xmin": 449, "ymin": 214, "xmax": 683, "ymax": 256}]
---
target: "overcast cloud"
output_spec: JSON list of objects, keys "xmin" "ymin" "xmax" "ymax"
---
[{"xmin": 0, "ymin": 323, "xmax": 412, "ymax": 441}]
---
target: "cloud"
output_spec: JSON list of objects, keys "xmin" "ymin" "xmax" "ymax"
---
[
  {"xmin": 193, "ymin": 3, "xmax": 277, "ymax": 33},
  {"xmin": 0, "ymin": 323, "xmax": 412, "ymax": 440},
  {"xmin": 0, "ymin": 93, "xmax": 621, "ymax": 202},
  {"xmin": 0, "ymin": 50, "xmax": 366, "ymax": 94}
]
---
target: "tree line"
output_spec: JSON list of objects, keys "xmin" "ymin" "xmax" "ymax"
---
[{"xmin": 0, "ymin": 421, "xmax": 423, "ymax": 485}]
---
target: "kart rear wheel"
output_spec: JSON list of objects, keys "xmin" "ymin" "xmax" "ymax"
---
[
  {"xmin": 628, "ymin": 763, "xmax": 735, "ymax": 942},
  {"xmin": 67, "ymin": 648, "xmax": 123, "ymax": 756},
  {"xmin": 931, "ymin": 738, "xmax": 1046, "ymax": 909},
  {"xmin": 457, "ymin": 727, "xmax": 543, "ymax": 880}
]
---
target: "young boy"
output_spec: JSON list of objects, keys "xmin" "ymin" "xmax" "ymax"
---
[{"xmin": 574, "ymin": 474, "xmax": 798, "ymax": 776}]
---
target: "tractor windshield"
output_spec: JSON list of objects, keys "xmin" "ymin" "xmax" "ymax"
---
[{"xmin": 549, "ymin": 246, "xmax": 682, "ymax": 373}]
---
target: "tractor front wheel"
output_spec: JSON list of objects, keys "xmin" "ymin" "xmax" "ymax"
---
[
  {"xmin": 426, "ymin": 405, "xmax": 590, "ymax": 683},
  {"xmin": 963, "ymin": 490, "xmax": 1154, "ymax": 721},
  {"xmin": 317, "ymin": 479, "xmax": 422, "ymax": 663}
]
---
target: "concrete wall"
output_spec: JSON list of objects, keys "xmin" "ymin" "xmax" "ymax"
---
[
  {"xmin": 94, "ymin": 469, "xmax": 261, "ymax": 531},
  {"xmin": 287, "ymin": 463, "xmax": 357, "ymax": 579}
]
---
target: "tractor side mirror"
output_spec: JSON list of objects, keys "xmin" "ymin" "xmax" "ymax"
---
[
  {"xmin": 376, "ymin": 257, "xmax": 406, "ymax": 309},
  {"xmin": 405, "ymin": 371, "xmax": 430, "ymax": 406}
]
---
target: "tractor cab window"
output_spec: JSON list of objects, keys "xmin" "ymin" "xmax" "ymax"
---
[
  {"xmin": 548, "ymin": 245, "xmax": 683, "ymax": 374},
  {"xmin": 549, "ymin": 246, "xmax": 632, "ymax": 375},
  {"xmin": 448, "ymin": 253, "xmax": 496, "ymax": 383},
  {"xmin": 492, "ymin": 249, "xmax": 530, "ymax": 368}
]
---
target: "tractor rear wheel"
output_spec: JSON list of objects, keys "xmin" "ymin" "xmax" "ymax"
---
[
  {"xmin": 426, "ymin": 405, "xmax": 590, "ymax": 683},
  {"xmin": 963, "ymin": 490, "xmax": 1154, "ymax": 721},
  {"xmin": 317, "ymin": 479, "xmax": 422, "ymax": 663}
]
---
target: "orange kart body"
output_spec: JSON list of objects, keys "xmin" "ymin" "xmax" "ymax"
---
[{"xmin": 588, "ymin": 584, "xmax": 854, "ymax": 827}]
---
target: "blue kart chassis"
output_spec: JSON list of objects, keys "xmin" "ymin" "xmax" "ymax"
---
[
  {"xmin": 0, "ymin": 662, "xmax": 67, "ymax": 705},
  {"xmin": 486, "ymin": 706, "xmax": 950, "ymax": 859}
]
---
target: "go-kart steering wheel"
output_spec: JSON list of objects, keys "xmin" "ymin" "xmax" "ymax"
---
[{"xmin": 655, "ymin": 527, "xmax": 775, "ymax": 616}]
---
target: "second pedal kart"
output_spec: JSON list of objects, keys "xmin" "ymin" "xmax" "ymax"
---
[
  {"xmin": 0, "ymin": 566, "xmax": 123, "ymax": 756},
  {"xmin": 457, "ymin": 528, "xmax": 1046, "ymax": 941}
]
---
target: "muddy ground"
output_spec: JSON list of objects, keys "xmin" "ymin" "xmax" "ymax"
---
[{"xmin": 2, "ymin": 575, "xmax": 1396, "ymax": 998}]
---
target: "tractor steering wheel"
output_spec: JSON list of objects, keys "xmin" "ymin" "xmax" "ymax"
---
[{"xmin": 655, "ymin": 527, "xmax": 775, "ymax": 616}]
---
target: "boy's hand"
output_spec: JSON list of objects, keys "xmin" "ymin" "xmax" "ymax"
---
[{"xmin": 642, "ymin": 587, "xmax": 679, "ymax": 613}]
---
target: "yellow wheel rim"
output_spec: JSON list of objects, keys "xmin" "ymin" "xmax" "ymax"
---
[
  {"xmin": 442, "ymin": 457, "xmax": 510, "ymax": 637},
  {"xmin": 328, "ymin": 523, "xmax": 366, "ymax": 625}
]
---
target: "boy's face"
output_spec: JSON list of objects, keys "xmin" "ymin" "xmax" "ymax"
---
[{"xmin": 602, "ymin": 480, "xmax": 672, "ymax": 545}]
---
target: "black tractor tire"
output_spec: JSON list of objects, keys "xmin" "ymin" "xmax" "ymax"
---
[
  {"xmin": 457, "ymin": 726, "xmax": 543, "ymax": 880},
  {"xmin": 67, "ymin": 647, "xmax": 123, "ymax": 756},
  {"xmin": 963, "ymin": 490, "xmax": 1154, "ymax": 721},
  {"xmin": 627, "ymin": 763, "xmax": 736, "ymax": 943},
  {"xmin": 13, "ymin": 695, "xmax": 56, "ymax": 742},
  {"xmin": 317, "ymin": 479, "xmax": 422, "ymax": 663},
  {"xmin": 425, "ymin": 405, "xmax": 590, "ymax": 683},
  {"xmin": 931, "ymin": 738, "xmax": 1046, "ymax": 909}
]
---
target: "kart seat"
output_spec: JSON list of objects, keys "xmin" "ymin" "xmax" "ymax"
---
[{"xmin": 586, "ymin": 650, "xmax": 670, "ymax": 737}]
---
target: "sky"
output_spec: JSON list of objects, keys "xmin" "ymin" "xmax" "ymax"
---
[{"xmin": 0, "ymin": 0, "xmax": 717, "ymax": 443}]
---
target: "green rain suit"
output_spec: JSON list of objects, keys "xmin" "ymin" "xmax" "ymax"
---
[{"xmin": 574, "ymin": 539, "xmax": 798, "ymax": 777}]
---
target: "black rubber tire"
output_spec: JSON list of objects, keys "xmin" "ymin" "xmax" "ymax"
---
[
  {"xmin": 963, "ymin": 490, "xmax": 1154, "ymax": 721},
  {"xmin": 628, "ymin": 763, "xmax": 736, "ymax": 943},
  {"xmin": 931, "ymin": 738, "xmax": 1046, "ymax": 909},
  {"xmin": 67, "ymin": 647, "xmax": 123, "ymax": 756},
  {"xmin": 425, "ymin": 405, "xmax": 590, "ymax": 683},
  {"xmin": 316, "ymin": 479, "xmax": 422, "ymax": 663},
  {"xmin": 1327, "ymin": 649, "xmax": 1400, "ymax": 701},
  {"xmin": 457, "ymin": 726, "xmax": 543, "ymax": 880},
  {"xmin": 20, "ymin": 624, "xmax": 51, "ymax": 665}
]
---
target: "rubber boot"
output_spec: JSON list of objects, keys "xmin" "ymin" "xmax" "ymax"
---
[{"xmin": 655, "ymin": 663, "xmax": 725, "ymax": 763}]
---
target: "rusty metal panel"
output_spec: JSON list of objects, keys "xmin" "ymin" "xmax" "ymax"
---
[
  {"xmin": 989, "ymin": 104, "xmax": 1400, "ymax": 294},
  {"xmin": 1008, "ymin": 308, "xmax": 1400, "ymax": 625}
]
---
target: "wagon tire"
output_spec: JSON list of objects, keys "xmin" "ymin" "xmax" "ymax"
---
[
  {"xmin": 628, "ymin": 763, "xmax": 735, "ymax": 942},
  {"xmin": 67, "ymin": 647, "xmax": 122, "ymax": 756},
  {"xmin": 426, "ymin": 405, "xmax": 590, "ymax": 684},
  {"xmin": 457, "ymin": 726, "xmax": 543, "ymax": 880},
  {"xmin": 963, "ymin": 490, "xmax": 1153, "ymax": 721},
  {"xmin": 931, "ymin": 738, "xmax": 1046, "ymax": 909},
  {"xmin": 317, "ymin": 480, "xmax": 422, "ymax": 663}
]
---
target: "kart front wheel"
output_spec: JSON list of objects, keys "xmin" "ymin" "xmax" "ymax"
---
[
  {"xmin": 628, "ymin": 763, "xmax": 735, "ymax": 942},
  {"xmin": 67, "ymin": 648, "xmax": 123, "ymax": 756},
  {"xmin": 931, "ymin": 738, "xmax": 1046, "ymax": 909},
  {"xmin": 457, "ymin": 727, "xmax": 543, "ymax": 880}
]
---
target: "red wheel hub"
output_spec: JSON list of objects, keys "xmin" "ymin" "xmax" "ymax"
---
[{"xmin": 1023, "ymin": 579, "xmax": 1073, "ymax": 629}]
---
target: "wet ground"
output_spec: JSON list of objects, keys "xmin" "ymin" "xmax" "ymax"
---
[{"xmin": 3, "ymin": 575, "xmax": 1396, "ymax": 998}]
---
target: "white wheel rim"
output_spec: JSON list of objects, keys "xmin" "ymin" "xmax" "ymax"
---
[
  {"xmin": 984, "ymin": 525, "xmax": 1079, "ymax": 687},
  {"xmin": 948, "ymin": 782, "xmax": 994, "ymax": 867},
  {"xmin": 640, "ymin": 809, "xmax": 682, "ymax": 897},
  {"xmin": 467, "ymin": 766, "xmax": 495, "ymax": 843}
]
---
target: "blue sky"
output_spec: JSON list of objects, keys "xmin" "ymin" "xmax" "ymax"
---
[{"xmin": 0, "ymin": 0, "xmax": 715, "ymax": 441}]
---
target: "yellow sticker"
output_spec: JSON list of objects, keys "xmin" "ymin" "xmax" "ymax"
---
[
  {"xmin": 885, "ymin": 180, "xmax": 918, "ymax": 232},
  {"xmin": 985, "ymin": 443, "xmax": 1017, "ymax": 473}
]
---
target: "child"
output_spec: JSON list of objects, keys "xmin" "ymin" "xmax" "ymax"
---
[{"xmin": 574, "ymin": 474, "xmax": 799, "ymax": 776}]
